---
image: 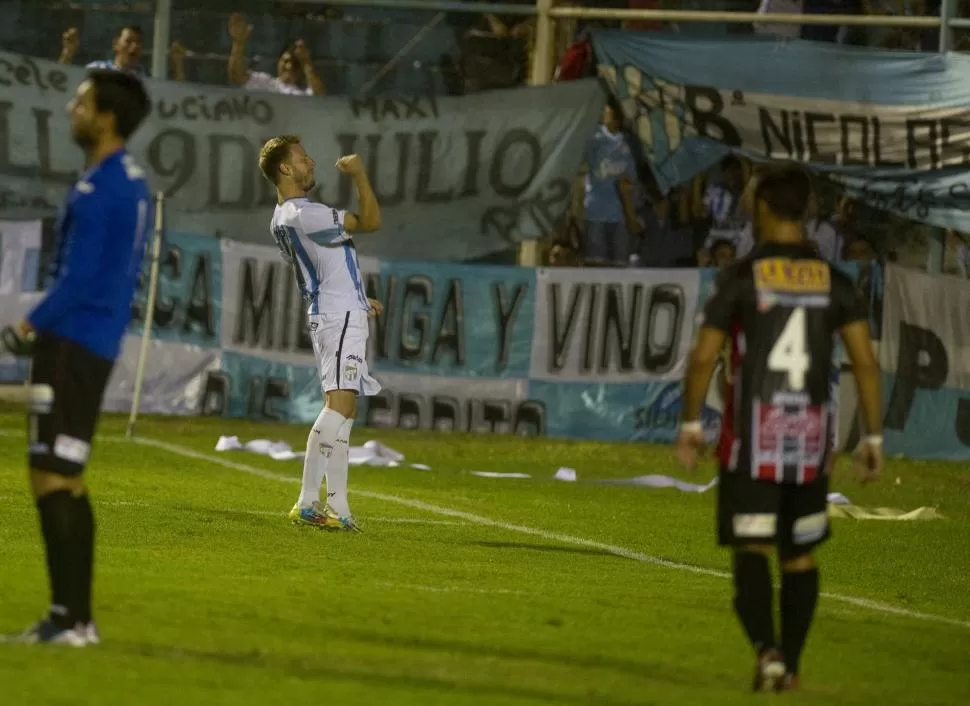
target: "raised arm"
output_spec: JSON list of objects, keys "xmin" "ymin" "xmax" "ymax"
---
[
  {"xmin": 292, "ymin": 40, "xmax": 326, "ymax": 96},
  {"xmin": 336, "ymin": 155, "xmax": 382, "ymax": 233},
  {"xmin": 227, "ymin": 13, "xmax": 252, "ymax": 87},
  {"xmin": 58, "ymin": 27, "xmax": 79, "ymax": 65}
]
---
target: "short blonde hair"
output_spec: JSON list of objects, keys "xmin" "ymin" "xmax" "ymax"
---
[{"xmin": 258, "ymin": 134, "xmax": 301, "ymax": 185}]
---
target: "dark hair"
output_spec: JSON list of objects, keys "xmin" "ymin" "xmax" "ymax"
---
[
  {"xmin": 754, "ymin": 164, "xmax": 812, "ymax": 223},
  {"xmin": 258, "ymin": 134, "xmax": 301, "ymax": 185},
  {"xmin": 721, "ymin": 155, "xmax": 743, "ymax": 172},
  {"xmin": 709, "ymin": 237, "xmax": 736, "ymax": 255},
  {"xmin": 86, "ymin": 69, "xmax": 150, "ymax": 140},
  {"xmin": 278, "ymin": 43, "xmax": 303, "ymax": 71},
  {"xmin": 118, "ymin": 25, "xmax": 143, "ymax": 38}
]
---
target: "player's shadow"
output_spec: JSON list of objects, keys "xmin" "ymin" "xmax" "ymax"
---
[
  {"xmin": 120, "ymin": 642, "xmax": 658, "ymax": 705},
  {"xmin": 468, "ymin": 540, "xmax": 624, "ymax": 559}
]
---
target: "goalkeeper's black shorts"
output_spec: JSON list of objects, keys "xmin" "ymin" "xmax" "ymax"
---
[{"xmin": 27, "ymin": 332, "xmax": 113, "ymax": 476}]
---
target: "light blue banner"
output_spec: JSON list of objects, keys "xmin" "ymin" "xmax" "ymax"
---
[
  {"xmin": 368, "ymin": 261, "xmax": 536, "ymax": 379},
  {"xmin": 129, "ymin": 231, "xmax": 223, "ymax": 348},
  {"xmin": 592, "ymin": 31, "xmax": 970, "ymax": 231},
  {"xmin": 882, "ymin": 374, "xmax": 970, "ymax": 460},
  {"xmin": 217, "ymin": 350, "xmax": 321, "ymax": 424}
]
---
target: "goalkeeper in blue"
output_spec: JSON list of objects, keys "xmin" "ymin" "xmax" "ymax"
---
[
  {"xmin": 258, "ymin": 135, "xmax": 383, "ymax": 532},
  {"xmin": 2, "ymin": 70, "xmax": 151, "ymax": 646}
]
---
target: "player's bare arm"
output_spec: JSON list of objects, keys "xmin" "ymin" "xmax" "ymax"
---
[
  {"xmin": 337, "ymin": 155, "xmax": 382, "ymax": 233},
  {"xmin": 840, "ymin": 319, "xmax": 884, "ymax": 483},
  {"xmin": 678, "ymin": 325, "xmax": 727, "ymax": 470}
]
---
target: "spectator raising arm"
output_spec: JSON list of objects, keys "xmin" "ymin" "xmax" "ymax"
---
[
  {"xmin": 228, "ymin": 12, "xmax": 252, "ymax": 87},
  {"xmin": 170, "ymin": 41, "xmax": 187, "ymax": 82},
  {"xmin": 291, "ymin": 40, "xmax": 326, "ymax": 97},
  {"xmin": 58, "ymin": 27, "xmax": 79, "ymax": 64},
  {"xmin": 228, "ymin": 13, "xmax": 322, "ymax": 96}
]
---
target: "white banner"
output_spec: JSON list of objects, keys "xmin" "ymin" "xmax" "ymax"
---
[
  {"xmin": 0, "ymin": 51, "xmax": 605, "ymax": 261},
  {"xmin": 881, "ymin": 264, "xmax": 970, "ymax": 388},
  {"xmin": 529, "ymin": 267, "xmax": 701, "ymax": 383}
]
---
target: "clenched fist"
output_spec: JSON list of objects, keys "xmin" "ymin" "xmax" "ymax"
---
[{"xmin": 335, "ymin": 154, "xmax": 364, "ymax": 176}]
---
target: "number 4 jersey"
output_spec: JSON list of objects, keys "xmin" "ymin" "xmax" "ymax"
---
[{"xmin": 700, "ymin": 241, "xmax": 869, "ymax": 485}]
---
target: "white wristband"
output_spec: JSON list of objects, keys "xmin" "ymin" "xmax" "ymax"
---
[
  {"xmin": 681, "ymin": 420, "xmax": 703, "ymax": 434},
  {"xmin": 863, "ymin": 434, "xmax": 883, "ymax": 447}
]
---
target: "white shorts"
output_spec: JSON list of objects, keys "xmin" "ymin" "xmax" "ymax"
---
[{"xmin": 309, "ymin": 310, "xmax": 381, "ymax": 397}]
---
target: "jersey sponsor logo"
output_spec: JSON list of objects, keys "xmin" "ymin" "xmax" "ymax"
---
[
  {"xmin": 754, "ymin": 258, "xmax": 830, "ymax": 294},
  {"xmin": 752, "ymin": 400, "xmax": 826, "ymax": 484}
]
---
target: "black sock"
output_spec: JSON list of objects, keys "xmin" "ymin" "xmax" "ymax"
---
[
  {"xmin": 732, "ymin": 551, "xmax": 776, "ymax": 654},
  {"xmin": 781, "ymin": 568, "xmax": 820, "ymax": 676},
  {"xmin": 71, "ymin": 494, "xmax": 96, "ymax": 625},
  {"xmin": 36, "ymin": 490, "xmax": 76, "ymax": 629}
]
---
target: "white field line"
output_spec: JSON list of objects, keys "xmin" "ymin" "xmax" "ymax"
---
[
  {"xmin": 377, "ymin": 581, "xmax": 525, "ymax": 596},
  {"xmin": 1, "ymin": 430, "xmax": 968, "ymax": 630},
  {"xmin": 130, "ymin": 437, "xmax": 970, "ymax": 631},
  {"xmin": 0, "ymin": 494, "xmax": 463, "ymax": 527}
]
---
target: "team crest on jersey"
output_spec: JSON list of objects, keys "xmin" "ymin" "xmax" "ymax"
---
[
  {"xmin": 754, "ymin": 258, "xmax": 830, "ymax": 294},
  {"xmin": 343, "ymin": 363, "xmax": 359, "ymax": 382}
]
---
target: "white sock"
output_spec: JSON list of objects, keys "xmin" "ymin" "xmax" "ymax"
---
[
  {"xmin": 326, "ymin": 416, "xmax": 354, "ymax": 518},
  {"xmin": 297, "ymin": 408, "xmax": 346, "ymax": 507}
]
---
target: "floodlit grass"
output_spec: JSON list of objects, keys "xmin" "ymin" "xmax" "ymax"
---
[{"xmin": 0, "ymin": 409, "xmax": 968, "ymax": 705}]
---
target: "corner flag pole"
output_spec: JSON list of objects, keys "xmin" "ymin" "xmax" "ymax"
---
[{"xmin": 126, "ymin": 191, "xmax": 165, "ymax": 439}]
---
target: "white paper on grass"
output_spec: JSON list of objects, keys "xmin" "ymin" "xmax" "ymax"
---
[
  {"xmin": 553, "ymin": 467, "xmax": 577, "ymax": 482},
  {"xmin": 215, "ymin": 436, "xmax": 429, "ymax": 469},
  {"xmin": 470, "ymin": 472, "xmax": 532, "ymax": 479}
]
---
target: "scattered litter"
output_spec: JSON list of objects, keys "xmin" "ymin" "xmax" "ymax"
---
[
  {"xmin": 215, "ymin": 436, "xmax": 430, "ymax": 469},
  {"xmin": 215, "ymin": 436, "xmax": 302, "ymax": 461},
  {"xmin": 471, "ymin": 471, "xmax": 532, "ymax": 479},
  {"xmin": 211, "ymin": 438, "xmax": 939, "ymax": 521},
  {"xmin": 829, "ymin": 505, "xmax": 942, "ymax": 521},
  {"xmin": 553, "ymin": 467, "xmax": 577, "ymax": 482},
  {"xmin": 599, "ymin": 474, "xmax": 718, "ymax": 493}
]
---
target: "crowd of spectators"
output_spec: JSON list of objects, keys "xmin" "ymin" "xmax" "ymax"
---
[
  {"xmin": 5, "ymin": 0, "xmax": 964, "ymax": 273},
  {"xmin": 542, "ymin": 106, "xmax": 908, "ymax": 271}
]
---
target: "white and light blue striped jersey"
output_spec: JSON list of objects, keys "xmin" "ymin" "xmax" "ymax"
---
[{"xmin": 270, "ymin": 197, "xmax": 369, "ymax": 314}]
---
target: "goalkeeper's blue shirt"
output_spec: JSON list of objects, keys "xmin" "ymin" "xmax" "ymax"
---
[{"xmin": 27, "ymin": 149, "xmax": 151, "ymax": 362}]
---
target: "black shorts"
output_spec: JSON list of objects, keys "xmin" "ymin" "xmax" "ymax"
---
[
  {"xmin": 717, "ymin": 468, "xmax": 831, "ymax": 559},
  {"xmin": 28, "ymin": 333, "xmax": 113, "ymax": 476}
]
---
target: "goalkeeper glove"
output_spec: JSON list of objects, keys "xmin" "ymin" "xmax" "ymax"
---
[{"xmin": 1, "ymin": 324, "xmax": 35, "ymax": 357}]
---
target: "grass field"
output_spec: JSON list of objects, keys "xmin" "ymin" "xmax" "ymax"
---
[{"xmin": 1, "ymin": 408, "xmax": 968, "ymax": 706}]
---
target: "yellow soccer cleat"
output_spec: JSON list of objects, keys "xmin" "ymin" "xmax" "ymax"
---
[{"xmin": 289, "ymin": 501, "xmax": 344, "ymax": 530}]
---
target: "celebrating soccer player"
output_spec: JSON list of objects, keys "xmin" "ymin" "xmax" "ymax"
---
[
  {"xmin": 677, "ymin": 165, "xmax": 884, "ymax": 692},
  {"xmin": 258, "ymin": 136, "xmax": 382, "ymax": 532},
  {"xmin": 2, "ymin": 71, "xmax": 151, "ymax": 645}
]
